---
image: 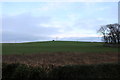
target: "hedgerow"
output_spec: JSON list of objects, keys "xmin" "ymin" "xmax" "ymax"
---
[{"xmin": 2, "ymin": 63, "xmax": 119, "ymax": 80}]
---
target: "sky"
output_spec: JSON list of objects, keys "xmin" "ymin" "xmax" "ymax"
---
[{"xmin": 1, "ymin": 2, "xmax": 118, "ymax": 43}]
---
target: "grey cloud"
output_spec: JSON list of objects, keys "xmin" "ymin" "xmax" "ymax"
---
[
  {"xmin": 3, "ymin": 13, "xmax": 51, "ymax": 32},
  {"xmin": 2, "ymin": 31, "xmax": 53, "ymax": 42},
  {"xmin": 61, "ymin": 37, "xmax": 102, "ymax": 42},
  {"xmin": 73, "ymin": 18, "xmax": 111, "ymax": 32},
  {"xmin": 2, "ymin": 13, "xmax": 62, "ymax": 42}
]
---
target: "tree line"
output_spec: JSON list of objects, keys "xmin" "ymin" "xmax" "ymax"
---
[{"xmin": 98, "ymin": 23, "xmax": 120, "ymax": 44}]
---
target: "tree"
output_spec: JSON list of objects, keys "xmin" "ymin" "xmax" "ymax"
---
[{"xmin": 98, "ymin": 23, "xmax": 120, "ymax": 44}]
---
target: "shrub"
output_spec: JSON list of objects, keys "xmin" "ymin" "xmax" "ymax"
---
[
  {"xmin": 93, "ymin": 63, "xmax": 120, "ymax": 79},
  {"xmin": 2, "ymin": 63, "xmax": 48, "ymax": 80},
  {"xmin": 49, "ymin": 65, "xmax": 96, "ymax": 80},
  {"xmin": 11, "ymin": 64, "xmax": 31, "ymax": 80},
  {"xmin": 2, "ymin": 63, "xmax": 20, "ymax": 80},
  {"xmin": 49, "ymin": 63, "xmax": 120, "ymax": 80},
  {"xmin": 2, "ymin": 63, "xmax": 120, "ymax": 80},
  {"xmin": 29, "ymin": 67, "xmax": 47, "ymax": 80}
]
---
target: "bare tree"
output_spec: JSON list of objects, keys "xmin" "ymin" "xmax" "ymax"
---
[{"xmin": 98, "ymin": 23, "xmax": 120, "ymax": 44}]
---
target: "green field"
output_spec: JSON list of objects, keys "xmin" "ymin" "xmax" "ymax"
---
[
  {"xmin": 2, "ymin": 41, "xmax": 119, "ymax": 80},
  {"xmin": 2, "ymin": 41, "xmax": 118, "ymax": 55}
]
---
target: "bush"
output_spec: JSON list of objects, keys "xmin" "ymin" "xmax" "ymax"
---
[
  {"xmin": 49, "ymin": 63, "xmax": 120, "ymax": 80},
  {"xmin": 49, "ymin": 65, "xmax": 96, "ymax": 80},
  {"xmin": 2, "ymin": 63, "xmax": 120, "ymax": 80},
  {"xmin": 2, "ymin": 63, "xmax": 20, "ymax": 80},
  {"xmin": 29, "ymin": 67, "xmax": 47, "ymax": 80},
  {"xmin": 11, "ymin": 64, "xmax": 31, "ymax": 80},
  {"xmin": 93, "ymin": 63, "xmax": 120, "ymax": 79}
]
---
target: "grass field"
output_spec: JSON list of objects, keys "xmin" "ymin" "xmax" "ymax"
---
[
  {"xmin": 2, "ymin": 41, "xmax": 119, "ymax": 66},
  {"xmin": 2, "ymin": 41, "xmax": 119, "ymax": 80},
  {"xmin": 2, "ymin": 41, "xmax": 119, "ymax": 55}
]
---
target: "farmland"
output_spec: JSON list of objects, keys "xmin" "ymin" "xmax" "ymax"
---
[
  {"xmin": 2, "ymin": 41, "xmax": 119, "ymax": 66},
  {"xmin": 2, "ymin": 41, "xmax": 119, "ymax": 80},
  {"xmin": 2, "ymin": 41, "xmax": 118, "ymax": 55}
]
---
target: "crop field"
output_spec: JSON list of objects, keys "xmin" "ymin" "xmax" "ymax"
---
[
  {"xmin": 2, "ymin": 41, "xmax": 119, "ymax": 66},
  {"xmin": 2, "ymin": 41, "xmax": 119, "ymax": 54},
  {"xmin": 2, "ymin": 41, "xmax": 119, "ymax": 80}
]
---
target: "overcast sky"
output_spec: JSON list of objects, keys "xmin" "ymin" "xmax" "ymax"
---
[{"xmin": 1, "ymin": 2, "xmax": 118, "ymax": 43}]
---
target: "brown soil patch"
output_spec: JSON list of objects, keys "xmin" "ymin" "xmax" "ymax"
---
[{"xmin": 2, "ymin": 52, "xmax": 118, "ymax": 66}]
